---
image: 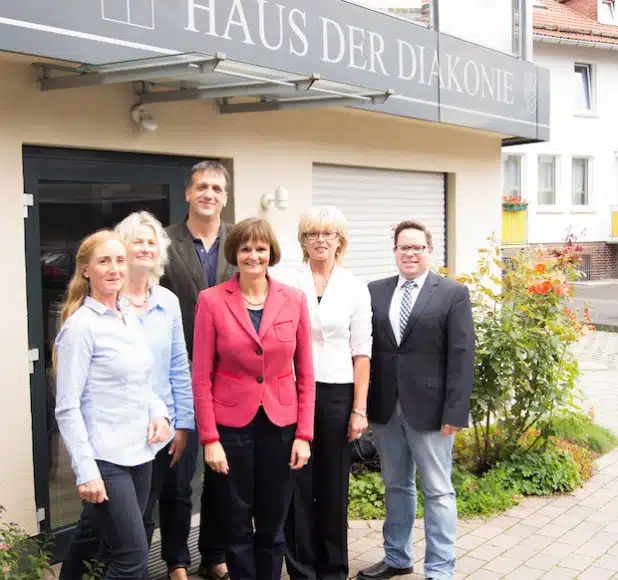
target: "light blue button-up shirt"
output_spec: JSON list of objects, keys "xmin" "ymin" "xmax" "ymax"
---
[
  {"xmin": 55, "ymin": 297, "xmax": 169, "ymax": 485},
  {"xmin": 127, "ymin": 285, "xmax": 194, "ymax": 453}
]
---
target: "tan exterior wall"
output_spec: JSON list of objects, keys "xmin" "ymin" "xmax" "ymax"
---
[{"xmin": 0, "ymin": 55, "xmax": 502, "ymax": 533}]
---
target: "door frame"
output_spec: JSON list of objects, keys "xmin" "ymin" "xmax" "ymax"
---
[{"xmin": 23, "ymin": 146, "xmax": 209, "ymax": 561}]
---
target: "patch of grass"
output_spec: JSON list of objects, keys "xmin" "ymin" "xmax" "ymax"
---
[{"xmin": 551, "ymin": 411, "xmax": 618, "ymax": 455}]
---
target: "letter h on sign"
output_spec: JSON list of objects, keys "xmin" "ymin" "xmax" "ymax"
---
[{"xmin": 101, "ymin": 0, "xmax": 155, "ymax": 29}]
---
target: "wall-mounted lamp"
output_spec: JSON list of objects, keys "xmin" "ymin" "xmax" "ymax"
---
[
  {"xmin": 260, "ymin": 185, "xmax": 289, "ymax": 210},
  {"xmin": 131, "ymin": 104, "xmax": 158, "ymax": 132}
]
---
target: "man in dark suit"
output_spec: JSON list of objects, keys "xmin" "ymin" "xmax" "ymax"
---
[
  {"xmin": 160, "ymin": 160, "xmax": 236, "ymax": 580},
  {"xmin": 358, "ymin": 220, "xmax": 475, "ymax": 580}
]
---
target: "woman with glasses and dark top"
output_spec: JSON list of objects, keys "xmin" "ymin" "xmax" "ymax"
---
[
  {"xmin": 278, "ymin": 206, "xmax": 373, "ymax": 580},
  {"xmin": 192, "ymin": 217, "xmax": 315, "ymax": 580},
  {"xmin": 115, "ymin": 211, "xmax": 194, "ymax": 580},
  {"xmin": 55, "ymin": 230, "xmax": 171, "ymax": 579}
]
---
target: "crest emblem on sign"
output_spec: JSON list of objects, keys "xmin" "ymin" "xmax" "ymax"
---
[
  {"xmin": 524, "ymin": 73, "xmax": 537, "ymax": 115},
  {"xmin": 101, "ymin": 0, "xmax": 155, "ymax": 29}
]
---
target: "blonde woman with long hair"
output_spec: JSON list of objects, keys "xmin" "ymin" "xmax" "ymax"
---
[{"xmin": 55, "ymin": 229, "xmax": 171, "ymax": 580}]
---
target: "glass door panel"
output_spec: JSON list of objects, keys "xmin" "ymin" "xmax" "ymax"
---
[
  {"xmin": 41, "ymin": 181, "xmax": 170, "ymax": 530},
  {"xmin": 23, "ymin": 147, "xmax": 206, "ymax": 562}
]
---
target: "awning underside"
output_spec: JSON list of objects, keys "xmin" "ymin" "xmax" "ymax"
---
[{"xmin": 35, "ymin": 52, "xmax": 394, "ymax": 114}]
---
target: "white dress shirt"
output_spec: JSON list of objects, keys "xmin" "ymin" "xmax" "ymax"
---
[
  {"xmin": 273, "ymin": 264, "xmax": 373, "ymax": 384},
  {"xmin": 389, "ymin": 270, "xmax": 430, "ymax": 345}
]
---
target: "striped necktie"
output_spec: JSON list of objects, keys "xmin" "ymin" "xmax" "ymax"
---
[{"xmin": 399, "ymin": 280, "xmax": 418, "ymax": 340}]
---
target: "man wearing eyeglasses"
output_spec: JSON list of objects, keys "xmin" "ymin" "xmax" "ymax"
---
[{"xmin": 357, "ymin": 220, "xmax": 475, "ymax": 580}]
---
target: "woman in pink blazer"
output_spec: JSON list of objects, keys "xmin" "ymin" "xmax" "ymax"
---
[{"xmin": 192, "ymin": 217, "xmax": 315, "ymax": 580}]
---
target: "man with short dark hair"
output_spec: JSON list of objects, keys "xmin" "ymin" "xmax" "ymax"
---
[
  {"xmin": 160, "ymin": 160, "xmax": 235, "ymax": 580},
  {"xmin": 357, "ymin": 220, "xmax": 475, "ymax": 580}
]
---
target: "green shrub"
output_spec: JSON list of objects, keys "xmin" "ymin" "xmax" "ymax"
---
[
  {"xmin": 503, "ymin": 446, "xmax": 581, "ymax": 496},
  {"xmin": 415, "ymin": 466, "xmax": 518, "ymax": 520},
  {"xmin": 0, "ymin": 506, "xmax": 53, "ymax": 580},
  {"xmin": 349, "ymin": 466, "xmax": 518, "ymax": 521},
  {"xmin": 551, "ymin": 412, "xmax": 618, "ymax": 455},
  {"xmin": 554, "ymin": 438, "xmax": 597, "ymax": 481},
  {"xmin": 348, "ymin": 472, "xmax": 386, "ymax": 520}
]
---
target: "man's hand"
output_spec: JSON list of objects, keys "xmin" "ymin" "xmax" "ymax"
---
[
  {"xmin": 169, "ymin": 429, "xmax": 189, "ymax": 467},
  {"xmin": 77, "ymin": 478, "xmax": 108, "ymax": 504},
  {"xmin": 204, "ymin": 442, "xmax": 229, "ymax": 475},
  {"xmin": 148, "ymin": 416, "xmax": 172, "ymax": 444},
  {"xmin": 440, "ymin": 424, "xmax": 462, "ymax": 436}
]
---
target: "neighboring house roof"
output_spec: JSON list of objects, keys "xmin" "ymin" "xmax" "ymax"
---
[{"xmin": 534, "ymin": 0, "xmax": 618, "ymax": 45}]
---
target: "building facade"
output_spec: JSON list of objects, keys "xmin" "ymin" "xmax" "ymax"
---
[
  {"xmin": 503, "ymin": 0, "xmax": 618, "ymax": 279},
  {"xmin": 0, "ymin": 0, "xmax": 547, "ymax": 564}
]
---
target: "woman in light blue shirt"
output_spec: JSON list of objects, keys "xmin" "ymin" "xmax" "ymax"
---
[
  {"xmin": 115, "ymin": 211, "xmax": 194, "ymax": 580},
  {"xmin": 55, "ymin": 229, "xmax": 171, "ymax": 580}
]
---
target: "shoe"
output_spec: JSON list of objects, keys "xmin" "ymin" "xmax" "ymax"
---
[
  {"xmin": 196, "ymin": 563, "xmax": 230, "ymax": 580},
  {"xmin": 357, "ymin": 560, "xmax": 414, "ymax": 579}
]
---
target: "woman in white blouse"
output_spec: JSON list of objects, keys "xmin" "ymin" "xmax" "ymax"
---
[{"xmin": 282, "ymin": 206, "xmax": 372, "ymax": 580}]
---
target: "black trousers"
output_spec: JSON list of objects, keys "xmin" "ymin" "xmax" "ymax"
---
[
  {"xmin": 284, "ymin": 383, "xmax": 354, "ymax": 580},
  {"xmin": 59, "ymin": 460, "xmax": 152, "ymax": 580},
  {"xmin": 142, "ymin": 439, "xmax": 195, "ymax": 571},
  {"xmin": 211, "ymin": 408, "xmax": 296, "ymax": 580},
  {"xmin": 194, "ymin": 431, "xmax": 227, "ymax": 566}
]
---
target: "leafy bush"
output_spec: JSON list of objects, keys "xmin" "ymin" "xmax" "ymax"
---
[
  {"xmin": 502, "ymin": 446, "xmax": 581, "ymax": 496},
  {"xmin": 453, "ymin": 235, "xmax": 594, "ymax": 473},
  {"xmin": 348, "ymin": 472, "xmax": 386, "ymax": 520},
  {"xmin": 349, "ymin": 466, "xmax": 518, "ymax": 521},
  {"xmin": 0, "ymin": 506, "xmax": 53, "ymax": 580},
  {"xmin": 550, "ymin": 412, "xmax": 618, "ymax": 455},
  {"xmin": 554, "ymin": 439, "xmax": 596, "ymax": 481},
  {"xmin": 452, "ymin": 467, "xmax": 519, "ymax": 518}
]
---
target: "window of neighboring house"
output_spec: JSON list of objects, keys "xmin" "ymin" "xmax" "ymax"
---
[
  {"xmin": 602, "ymin": 0, "xmax": 616, "ymax": 20},
  {"xmin": 503, "ymin": 155, "xmax": 521, "ymax": 198},
  {"xmin": 574, "ymin": 63, "xmax": 593, "ymax": 112},
  {"xmin": 538, "ymin": 155, "xmax": 556, "ymax": 205},
  {"xmin": 572, "ymin": 158, "xmax": 589, "ymax": 205}
]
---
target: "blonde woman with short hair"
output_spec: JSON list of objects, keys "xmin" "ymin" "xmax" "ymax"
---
[
  {"xmin": 115, "ymin": 211, "xmax": 194, "ymax": 580},
  {"xmin": 55, "ymin": 230, "xmax": 170, "ymax": 580},
  {"xmin": 282, "ymin": 206, "xmax": 373, "ymax": 580}
]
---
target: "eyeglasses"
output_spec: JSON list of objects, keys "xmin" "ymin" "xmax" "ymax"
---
[
  {"xmin": 395, "ymin": 244, "xmax": 428, "ymax": 255},
  {"xmin": 305, "ymin": 231, "xmax": 339, "ymax": 241}
]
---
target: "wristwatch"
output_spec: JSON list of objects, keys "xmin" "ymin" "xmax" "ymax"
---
[{"xmin": 351, "ymin": 408, "xmax": 367, "ymax": 418}]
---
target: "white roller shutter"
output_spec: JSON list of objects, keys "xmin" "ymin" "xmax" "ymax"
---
[{"xmin": 312, "ymin": 164, "xmax": 446, "ymax": 282}]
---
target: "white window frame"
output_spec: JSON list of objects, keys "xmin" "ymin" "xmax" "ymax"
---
[
  {"xmin": 538, "ymin": 155, "xmax": 556, "ymax": 206},
  {"xmin": 503, "ymin": 154, "xmax": 522, "ymax": 198},
  {"xmin": 574, "ymin": 63, "xmax": 594, "ymax": 113},
  {"xmin": 602, "ymin": 0, "xmax": 616, "ymax": 20},
  {"xmin": 572, "ymin": 157, "xmax": 590, "ymax": 206}
]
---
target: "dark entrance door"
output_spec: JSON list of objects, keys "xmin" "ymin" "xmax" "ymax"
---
[{"xmin": 23, "ymin": 146, "xmax": 208, "ymax": 563}]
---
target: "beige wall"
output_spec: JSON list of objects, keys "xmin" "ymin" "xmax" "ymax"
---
[{"xmin": 0, "ymin": 56, "xmax": 502, "ymax": 533}]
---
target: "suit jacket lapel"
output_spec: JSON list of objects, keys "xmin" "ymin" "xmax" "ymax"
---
[
  {"xmin": 175, "ymin": 224, "xmax": 206, "ymax": 292},
  {"xmin": 223, "ymin": 278, "xmax": 261, "ymax": 345},
  {"xmin": 259, "ymin": 280, "xmax": 288, "ymax": 340},
  {"xmin": 215, "ymin": 223, "xmax": 231, "ymax": 285},
  {"xmin": 381, "ymin": 276, "xmax": 399, "ymax": 349},
  {"xmin": 400, "ymin": 271, "xmax": 439, "ymax": 345}
]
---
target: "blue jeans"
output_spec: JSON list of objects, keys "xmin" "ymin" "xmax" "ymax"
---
[
  {"xmin": 59, "ymin": 460, "xmax": 152, "ymax": 580},
  {"xmin": 371, "ymin": 403, "xmax": 456, "ymax": 580}
]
